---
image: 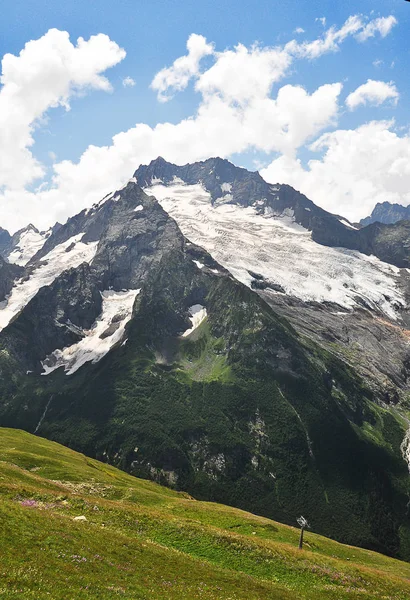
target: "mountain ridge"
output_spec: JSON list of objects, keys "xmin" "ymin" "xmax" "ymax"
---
[{"xmin": 136, "ymin": 157, "xmax": 410, "ymax": 269}]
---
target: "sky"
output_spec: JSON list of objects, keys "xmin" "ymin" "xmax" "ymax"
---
[{"xmin": 1, "ymin": 0, "xmax": 410, "ymax": 232}]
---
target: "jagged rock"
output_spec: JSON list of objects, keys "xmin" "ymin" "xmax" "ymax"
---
[{"xmin": 361, "ymin": 202, "xmax": 410, "ymax": 226}]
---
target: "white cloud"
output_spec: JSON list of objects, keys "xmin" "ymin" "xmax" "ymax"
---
[
  {"xmin": 150, "ymin": 33, "xmax": 214, "ymax": 102},
  {"xmin": 356, "ymin": 16, "xmax": 397, "ymax": 42},
  {"xmin": 316, "ymin": 17, "xmax": 327, "ymax": 27},
  {"xmin": 122, "ymin": 76, "xmax": 136, "ymax": 87},
  {"xmin": 373, "ymin": 59, "xmax": 384, "ymax": 68},
  {"xmin": 346, "ymin": 79, "xmax": 399, "ymax": 110},
  {"xmin": 195, "ymin": 43, "xmax": 292, "ymax": 104},
  {"xmin": 0, "ymin": 28, "xmax": 125, "ymax": 193},
  {"xmin": 288, "ymin": 14, "xmax": 389, "ymax": 60},
  {"xmin": 294, "ymin": 27, "xmax": 305, "ymax": 34},
  {"xmin": 0, "ymin": 16, "xmax": 399, "ymax": 231},
  {"xmin": 261, "ymin": 121, "xmax": 410, "ymax": 222}
]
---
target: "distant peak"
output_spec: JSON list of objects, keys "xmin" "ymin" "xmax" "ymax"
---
[
  {"xmin": 16, "ymin": 223, "xmax": 40, "ymax": 236},
  {"xmin": 148, "ymin": 156, "xmax": 171, "ymax": 167}
]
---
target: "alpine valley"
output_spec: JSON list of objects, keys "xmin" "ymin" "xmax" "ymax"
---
[{"xmin": 1, "ymin": 157, "xmax": 410, "ymax": 561}]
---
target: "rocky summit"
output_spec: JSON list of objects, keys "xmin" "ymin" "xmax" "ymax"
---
[
  {"xmin": 1, "ymin": 158, "xmax": 410, "ymax": 561},
  {"xmin": 361, "ymin": 201, "xmax": 410, "ymax": 227}
]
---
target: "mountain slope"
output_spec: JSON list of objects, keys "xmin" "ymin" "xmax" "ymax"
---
[
  {"xmin": 2, "ymin": 427, "xmax": 410, "ymax": 600},
  {"xmin": 135, "ymin": 157, "xmax": 410, "ymax": 401}
]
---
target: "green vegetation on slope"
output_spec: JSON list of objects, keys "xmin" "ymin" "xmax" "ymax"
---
[{"xmin": 1, "ymin": 428, "xmax": 410, "ymax": 600}]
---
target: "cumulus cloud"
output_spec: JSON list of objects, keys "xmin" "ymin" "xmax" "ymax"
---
[
  {"xmin": 151, "ymin": 34, "xmax": 214, "ymax": 102},
  {"xmin": 294, "ymin": 27, "xmax": 305, "ymax": 34},
  {"xmin": 122, "ymin": 76, "xmax": 136, "ymax": 87},
  {"xmin": 0, "ymin": 16, "xmax": 400, "ymax": 231},
  {"xmin": 261, "ymin": 121, "xmax": 410, "ymax": 221},
  {"xmin": 0, "ymin": 29, "xmax": 125, "ymax": 193},
  {"xmin": 346, "ymin": 79, "xmax": 399, "ymax": 110},
  {"xmin": 196, "ymin": 43, "xmax": 291, "ymax": 104}
]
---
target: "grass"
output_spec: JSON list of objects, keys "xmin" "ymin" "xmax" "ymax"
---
[
  {"xmin": 177, "ymin": 320, "xmax": 234, "ymax": 382},
  {"xmin": 0, "ymin": 428, "xmax": 410, "ymax": 599}
]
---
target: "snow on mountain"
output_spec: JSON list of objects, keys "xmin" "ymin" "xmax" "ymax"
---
[
  {"xmin": 145, "ymin": 181, "xmax": 405, "ymax": 320},
  {"xmin": 181, "ymin": 304, "xmax": 207, "ymax": 337},
  {"xmin": 41, "ymin": 289, "xmax": 140, "ymax": 375},
  {"xmin": 6, "ymin": 225, "xmax": 49, "ymax": 266},
  {"xmin": 0, "ymin": 233, "xmax": 98, "ymax": 331},
  {"xmin": 338, "ymin": 218, "xmax": 358, "ymax": 231}
]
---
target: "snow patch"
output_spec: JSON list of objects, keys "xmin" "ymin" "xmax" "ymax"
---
[
  {"xmin": 221, "ymin": 182, "xmax": 232, "ymax": 193},
  {"xmin": 7, "ymin": 228, "xmax": 47, "ymax": 266},
  {"xmin": 181, "ymin": 304, "xmax": 207, "ymax": 337},
  {"xmin": 192, "ymin": 260, "xmax": 205, "ymax": 269},
  {"xmin": 134, "ymin": 205, "xmax": 144, "ymax": 212},
  {"xmin": 401, "ymin": 425, "xmax": 410, "ymax": 474},
  {"xmin": 41, "ymin": 289, "xmax": 140, "ymax": 376},
  {"xmin": 145, "ymin": 182, "xmax": 405, "ymax": 319},
  {"xmin": 339, "ymin": 218, "xmax": 359, "ymax": 230},
  {"xmin": 0, "ymin": 234, "xmax": 98, "ymax": 332}
]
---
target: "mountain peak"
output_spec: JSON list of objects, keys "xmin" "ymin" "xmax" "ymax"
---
[
  {"xmin": 361, "ymin": 201, "xmax": 410, "ymax": 226},
  {"xmin": 12, "ymin": 223, "xmax": 40, "ymax": 238},
  {"xmin": 148, "ymin": 156, "xmax": 170, "ymax": 168}
]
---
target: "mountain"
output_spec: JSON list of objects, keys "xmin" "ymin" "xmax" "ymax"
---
[
  {"xmin": 136, "ymin": 158, "xmax": 410, "ymax": 400},
  {"xmin": 361, "ymin": 201, "xmax": 410, "ymax": 226},
  {"xmin": 0, "ymin": 222, "xmax": 62, "ymax": 267},
  {"xmin": 0, "ymin": 162, "xmax": 410, "ymax": 560},
  {"xmin": 3, "ymin": 427, "xmax": 410, "ymax": 600}
]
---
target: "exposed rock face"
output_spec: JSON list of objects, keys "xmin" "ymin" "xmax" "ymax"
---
[
  {"xmin": 0, "ymin": 228, "xmax": 11, "ymax": 256},
  {"xmin": 0, "ymin": 256, "xmax": 23, "ymax": 301},
  {"xmin": 0, "ymin": 162, "xmax": 410, "ymax": 560},
  {"xmin": 361, "ymin": 202, "xmax": 410, "ymax": 226}
]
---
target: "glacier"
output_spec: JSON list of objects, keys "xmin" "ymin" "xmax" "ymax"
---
[{"xmin": 146, "ymin": 181, "xmax": 405, "ymax": 320}]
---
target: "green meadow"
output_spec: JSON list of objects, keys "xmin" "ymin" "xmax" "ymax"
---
[{"xmin": 1, "ymin": 427, "xmax": 409, "ymax": 599}]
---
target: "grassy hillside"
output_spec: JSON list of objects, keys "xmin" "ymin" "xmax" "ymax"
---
[{"xmin": 0, "ymin": 428, "xmax": 410, "ymax": 599}]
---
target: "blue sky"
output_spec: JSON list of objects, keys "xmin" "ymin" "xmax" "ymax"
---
[{"xmin": 1, "ymin": 0, "xmax": 409, "ymax": 231}]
